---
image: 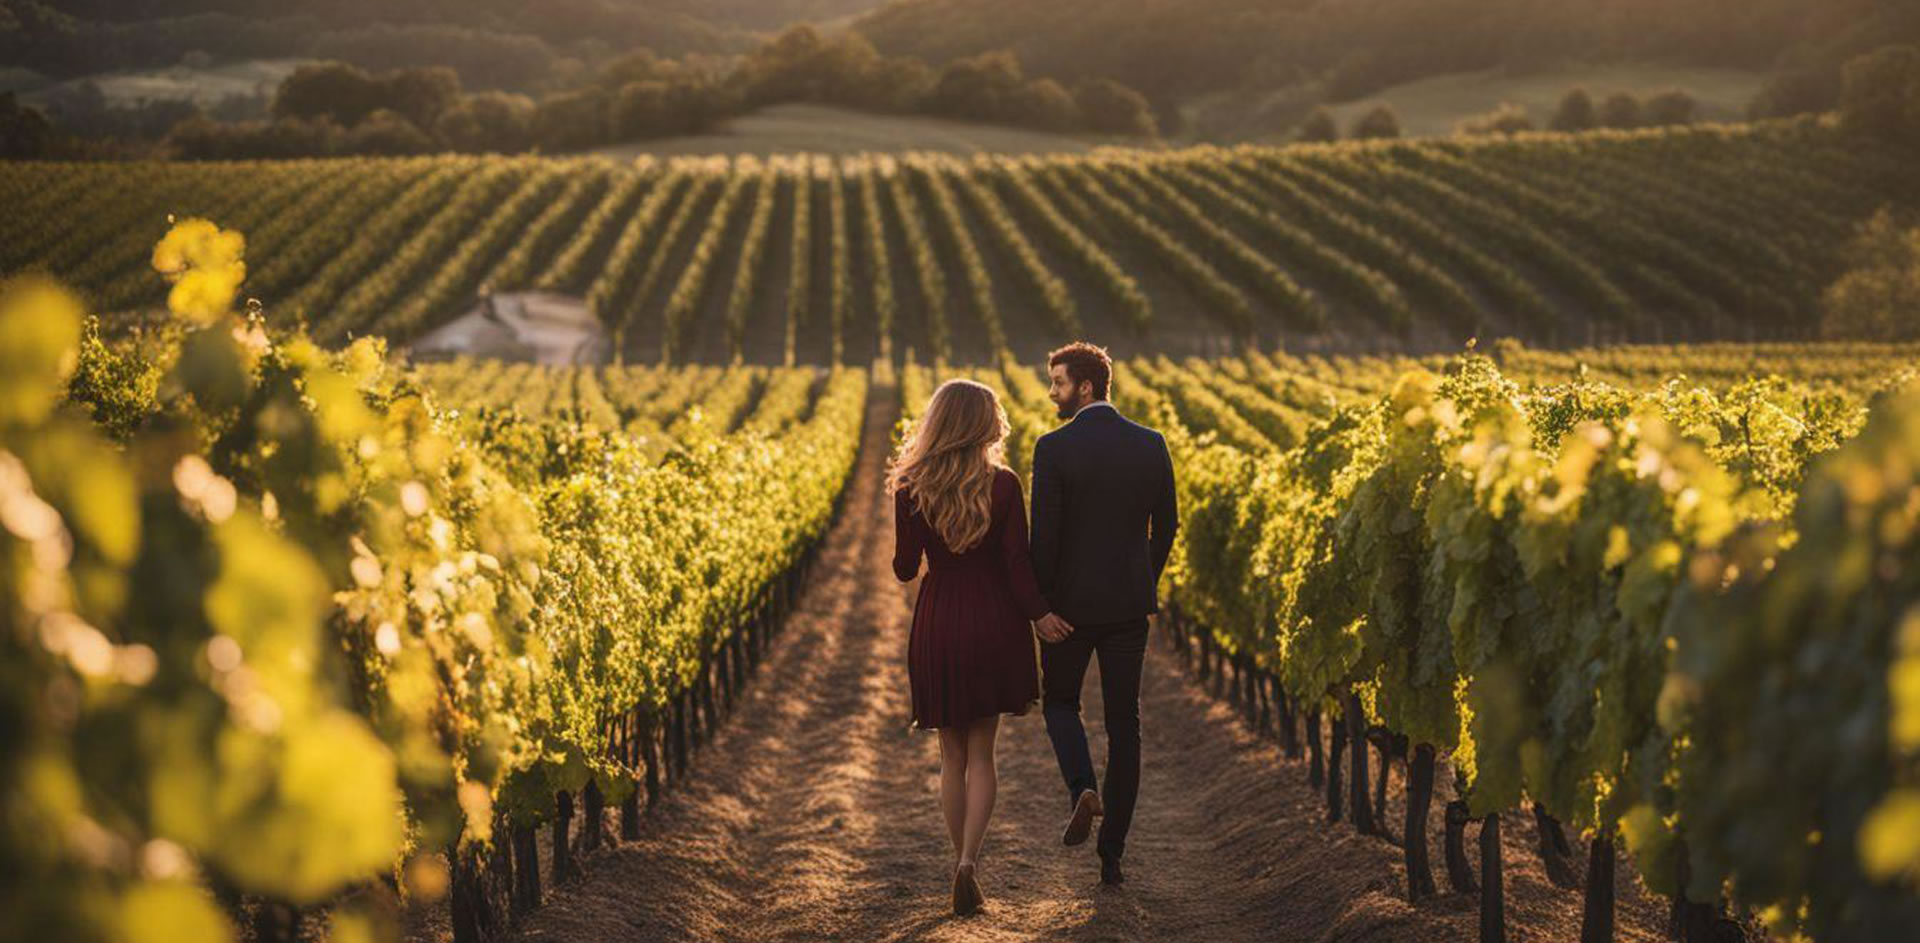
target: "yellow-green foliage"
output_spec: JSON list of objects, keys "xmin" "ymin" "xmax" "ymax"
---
[{"xmin": 1, "ymin": 219, "xmax": 867, "ymax": 941}]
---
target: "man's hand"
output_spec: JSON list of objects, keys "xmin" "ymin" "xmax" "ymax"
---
[{"xmin": 1035, "ymin": 612, "xmax": 1074, "ymax": 643}]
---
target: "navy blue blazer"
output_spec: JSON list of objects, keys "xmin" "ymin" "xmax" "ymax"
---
[{"xmin": 1029, "ymin": 402, "xmax": 1179, "ymax": 627}]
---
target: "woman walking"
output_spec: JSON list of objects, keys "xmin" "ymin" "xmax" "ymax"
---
[{"xmin": 888, "ymin": 379, "xmax": 1060, "ymax": 916}]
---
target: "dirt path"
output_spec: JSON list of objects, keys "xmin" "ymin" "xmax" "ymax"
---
[{"xmin": 498, "ymin": 386, "xmax": 1662, "ymax": 942}]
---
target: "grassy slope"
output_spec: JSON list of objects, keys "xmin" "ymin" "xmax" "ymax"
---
[
  {"xmin": 1313, "ymin": 64, "xmax": 1769, "ymax": 138},
  {"xmin": 591, "ymin": 103, "xmax": 1128, "ymax": 158}
]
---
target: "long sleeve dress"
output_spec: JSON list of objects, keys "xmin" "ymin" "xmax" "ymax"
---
[{"xmin": 893, "ymin": 466, "xmax": 1050, "ymax": 730}]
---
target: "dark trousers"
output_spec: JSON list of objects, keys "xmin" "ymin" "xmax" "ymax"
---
[{"xmin": 1040, "ymin": 616, "xmax": 1147, "ymax": 860}]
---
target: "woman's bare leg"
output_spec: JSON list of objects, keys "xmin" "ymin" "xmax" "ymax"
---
[
  {"xmin": 937, "ymin": 727, "xmax": 968, "ymax": 859},
  {"xmin": 959, "ymin": 716, "xmax": 1000, "ymax": 867}
]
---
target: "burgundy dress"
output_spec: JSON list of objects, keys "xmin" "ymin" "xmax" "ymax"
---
[{"xmin": 894, "ymin": 467, "xmax": 1050, "ymax": 730}]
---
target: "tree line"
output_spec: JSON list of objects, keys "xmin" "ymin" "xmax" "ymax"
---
[
  {"xmin": 4, "ymin": 26, "xmax": 1160, "ymax": 161},
  {"xmin": 854, "ymin": 0, "xmax": 1918, "ymax": 123},
  {"xmin": 1283, "ymin": 44, "xmax": 1920, "ymax": 147}
]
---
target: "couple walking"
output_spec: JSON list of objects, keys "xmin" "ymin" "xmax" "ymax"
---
[{"xmin": 888, "ymin": 342, "xmax": 1179, "ymax": 916}]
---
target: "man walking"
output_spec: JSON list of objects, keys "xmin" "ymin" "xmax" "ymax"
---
[{"xmin": 1027, "ymin": 342, "xmax": 1179, "ymax": 886}]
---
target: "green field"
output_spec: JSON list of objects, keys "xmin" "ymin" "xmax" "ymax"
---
[
  {"xmin": 592, "ymin": 102, "xmax": 1115, "ymax": 158},
  {"xmin": 1316, "ymin": 63, "xmax": 1769, "ymax": 137}
]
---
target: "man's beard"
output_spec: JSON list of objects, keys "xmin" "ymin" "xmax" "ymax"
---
[{"xmin": 1054, "ymin": 393, "xmax": 1084, "ymax": 420}]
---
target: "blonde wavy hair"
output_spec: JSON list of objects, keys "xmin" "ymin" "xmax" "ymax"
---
[{"xmin": 887, "ymin": 379, "xmax": 1010, "ymax": 553}]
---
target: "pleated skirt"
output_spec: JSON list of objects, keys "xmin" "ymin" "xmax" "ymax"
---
[{"xmin": 906, "ymin": 564, "xmax": 1042, "ymax": 731}]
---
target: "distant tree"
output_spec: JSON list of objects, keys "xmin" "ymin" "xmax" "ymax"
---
[
  {"xmin": 0, "ymin": 92, "xmax": 54, "ymax": 158},
  {"xmin": 1748, "ymin": 68, "xmax": 1843, "ymax": 119},
  {"xmin": 1822, "ymin": 208, "xmax": 1920, "ymax": 341},
  {"xmin": 1349, "ymin": 104, "xmax": 1401, "ymax": 139},
  {"xmin": 167, "ymin": 114, "xmax": 343, "ymax": 160},
  {"xmin": 259, "ymin": 116, "xmax": 347, "ymax": 157},
  {"xmin": 861, "ymin": 56, "xmax": 937, "ymax": 112},
  {"xmin": 612, "ymin": 80, "xmax": 675, "ymax": 139},
  {"xmin": 433, "ymin": 91, "xmax": 534, "ymax": 152},
  {"xmin": 341, "ymin": 109, "xmax": 435, "ymax": 156},
  {"xmin": 207, "ymin": 90, "xmax": 270, "ymax": 123},
  {"xmin": 1455, "ymin": 101, "xmax": 1533, "ymax": 136},
  {"xmin": 1642, "ymin": 88, "xmax": 1698, "ymax": 126},
  {"xmin": 531, "ymin": 87, "xmax": 611, "ymax": 152},
  {"xmin": 249, "ymin": 116, "xmax": 345, "ymax": 158},
  {"xmin": 1011, "ymin": 77, "xmax": 1081, "ymax": 131},
  {"xmin": 164, "ymin": 115, "xmax": 236, "ymax": 160},
  {"xmin": 664, "ymin": 79, "xmax": 735, "ymax": 135},
  {"xmin": 309, "ymin": 22, "xmax": 558, "ymax": 91},
  {"xmin": 273, "ymin": 61, "xmax": 385, "ymax": 127},
  {"xmin": 926, "ymin": 50, "xmax": 1029, "ymax": 125},
  {"xmin": 1075, "ymin": 79, "xmax": 1157, "ymax": 137},
  {"xmin": 924, "ymin": 48, "xmax": 1107, "ymax": 131},
  {"xmin": 1838, "ymin": 44, "xmax": 1920, "ymax": 147},
  {"xmin": 1596, "ymin": 91, "xmax": 1644, "ymax": 128},
  {"xmin": 273, "ymin": 62, "xmax": 462, "ymax": 143},
  {"xmin": 1550, "ymin": 87, "xmax": 1597, "ymax": 131},
  {"xmin": 379, "ymin": 66, "xmax": 463, "ymax": 131},
  {"xmin": 738, "ymin": 24, "xmax": 891, "ymax": 109},
  {"xmin": 1295, "ymin": 106, "xmax": 1339, "ymax": 142},
  {"xmin": 596, "ymin": 50, "xmax": 665, "ymax": 91},
  {"xmin": 739, "ymin": 24, "xmax": 828, "ymax": 104}
]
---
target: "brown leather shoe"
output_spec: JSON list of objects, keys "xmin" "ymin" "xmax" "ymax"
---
[
  {"xmin": 1062, "ymin": 789, "xmax": 1104, "ymax": 846},
  {"xmin": 953, "ymin": 862, "xmax": 984, "ymax": 916}
]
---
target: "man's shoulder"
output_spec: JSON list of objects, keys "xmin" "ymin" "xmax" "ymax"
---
[
  {"xmin": 1118, "ymin": 413, "xmax": 1165, "ymax": 444},
  {"xmin": 1035, "ymin": 422, "xmax": 1075, "ymax": 450},
  {"xmin": 1038, "ymin": 409, "xmax": 1163, "ymax": 444}
]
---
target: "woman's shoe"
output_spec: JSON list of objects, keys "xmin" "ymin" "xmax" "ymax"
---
[{"xmin": 953, "ymin": 862, "xmax": 984, "ymax": 916}]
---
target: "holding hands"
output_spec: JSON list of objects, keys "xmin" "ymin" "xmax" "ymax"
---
[{"xmin": 1035, "ymin": 612, "xmax": 1075, "ymax": 643}]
